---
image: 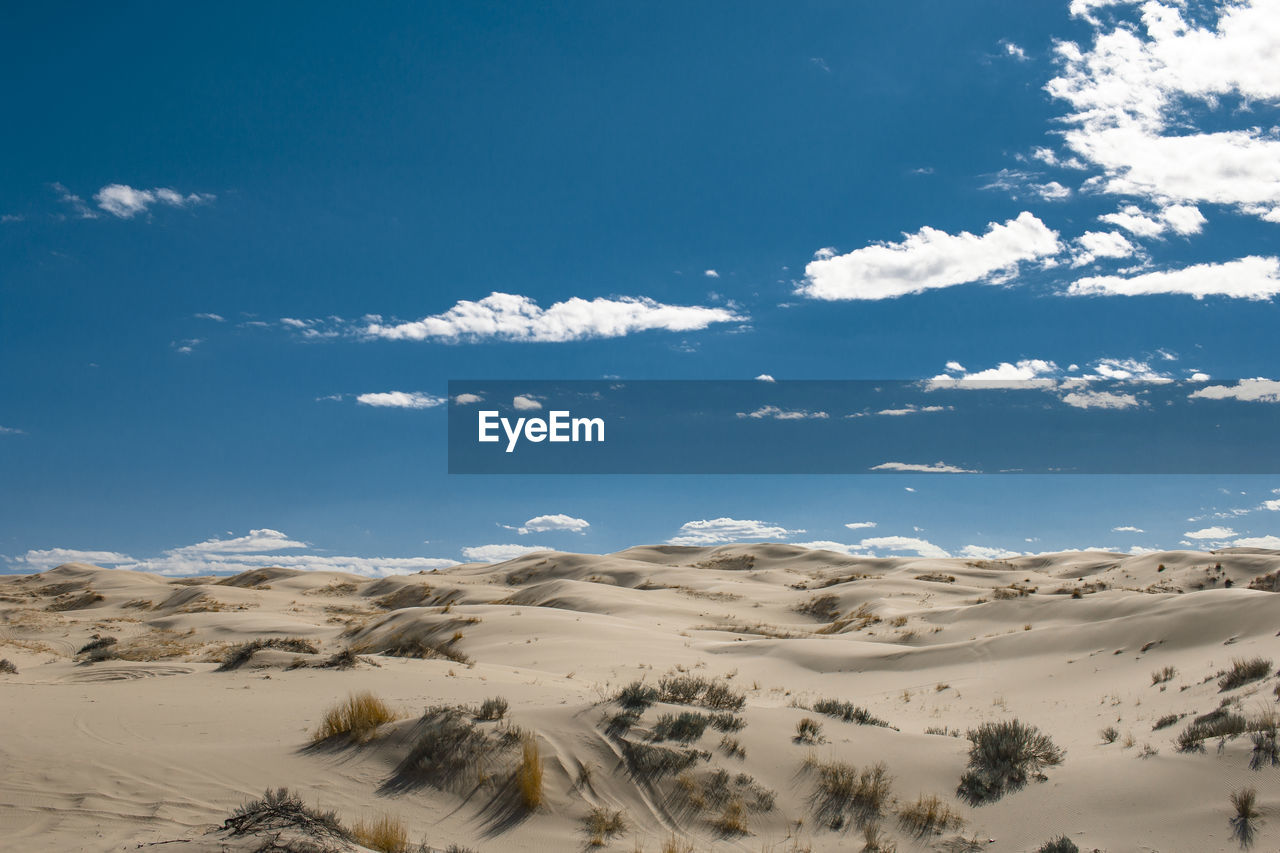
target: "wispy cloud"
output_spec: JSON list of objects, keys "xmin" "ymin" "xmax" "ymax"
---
[
  {"xmin": 94, "ymin": 184, "xmax": 215, "ymax": 219},
  {"xmin": 0, "ymin": 425, "xmax": 26, "ymax": 436},
  {"xmin": 871, "ymin": 461, "xmax": 978, "ymax": 474},
  {"xmin": 355, "ymin": 391, "xmax": 448, "ymax": 409},
  {"xmin": 1068, "ymin": 257, "xmax": 1280, "ymax": 300},
  {"xmin": 736, "ymin": 405, "xmax": 828, "ymax": 420},
  {"xmin": 798, "ymin": 212, "xmax": 1060, "ymax": 300}
]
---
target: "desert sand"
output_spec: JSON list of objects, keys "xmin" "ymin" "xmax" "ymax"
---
[{"xmin": 2, "ymin": 544, "xmax": 1279, "ymax": 852}]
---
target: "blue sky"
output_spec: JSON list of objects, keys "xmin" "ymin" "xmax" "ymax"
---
[{"xmin": 2, "ymin": 0, "xmax": 1279, "ymax": 574}]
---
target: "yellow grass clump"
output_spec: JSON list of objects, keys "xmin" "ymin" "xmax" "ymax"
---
[
  {"xmin": 516, "ymin": 735, "xmax": 545, "ymax": 810},
  {"xmin": 351, "ymin": 812, "xmax": 410, "ymax": 852},
  {"xmin": 312, "ymin": 691, "xmax": 398, "ymax": 743}
]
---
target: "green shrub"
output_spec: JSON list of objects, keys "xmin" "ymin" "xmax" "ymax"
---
[{"xmin": 956, "ymin": 720, "xmax": 1064, "ymax": 805}]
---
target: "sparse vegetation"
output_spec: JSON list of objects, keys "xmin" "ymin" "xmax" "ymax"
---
[
  {"xmin": 795, "ymin": 717, "xmax": 824, "ymax": 744},
  {"xmin": 860, "ymin": 822, "xmax": 897, "ymax": 852},
  {"xmin": 1251, "ymin": 729, "xmax": 1279, "ymax": 771},
  {"xmin": 1176, "ymin": 708, "xmax": 1249, "ymax": 753},
  {"xmin": 222, "ymin": 788, "xmax": 350, "ymax": 842},
  {"xmin": 1153, "ymin": 713, "xmax": 1183, "ymax": 731},
  {"xmin": 1151, "ymin": 666, "xmax": 1177, "ymax": 685},
  {"xmin": 475, "ymin": 696, "xmax": 509, "ymax": 721},
  {"xmin": 708, "ymin": 712, "xmax": 744, "ymax": 732},
  {"xmin": 395, "ymin": 705, "xmax": 517, "ymax": 790},
  {"xmin": 216, "ymin": 637, "xmax": 318, "ymax": 671},
  {"xmin": 651, "ymin": 712, "xmax": 710, "ymax": 743},
  {"xmin": 1036, "ymin": 836, "xmax": 1078, "ymax": 853},
  {"xmin": 896, "ymin": 793, "xmax": 964, "ymax": 836},
  {"xmin": 76, "ymin": 635, "xmax": 118, "ymax": 662},
  {"xmin": 808, "ymin": 758, "xmax": 893, "ymax": 830},
  {"xmin": 373, "ymin": 633, "xmax": 471, "ymax": 665},
  {"xmin": 1100, "ymin": 726, "xmax": 1118, "ymax": 744},
  {"xmin": 0, "ymin": 658, "xmax": 16, "ymax": 674},
  {"xmin": 312, "ymin": 691, "xmax": 398, "ymax": 744},
  {"xmin": 620, "ymin": 739, "xmax": 704, "ymax": 781},
  {"xmin": 1218, "ymin": 657, "xmax": 1272, "ymax": 692},
  {"xmin": 351, "ymin": 813, "xmax": 410, "ymax": 853},
  {"xmin": 515, "ymin": 735, "xmax": 544, "ymax": 810},
  {"xmin": 651, "ymin": 675, "xmax": 746, "ymax": 711},
  {"xmin": 797, "ymin": 593, "xmax": 841, "ymax": 621},
  {"xmin": 582, "ymin": 806, "xmax": 626, "ymax": 847},
  {"xmin": 617, "ymin": 680, "xmax": 660, "ymax": 711},
  {"xmin": 812, "ymin": 698, "xmax": 890, "ymax": 728},
  {"xmin": 719, "ymin": 735, "xmax": 746, "ymax": 759},
  {"xmin": 1230, "ymin": 787, "xmax": 1260, "ymax": 846},
  {"xmin": 957, "ymin": 719, "xmax": 1064, "ymax": 805}
]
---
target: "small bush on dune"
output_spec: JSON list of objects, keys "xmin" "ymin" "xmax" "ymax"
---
[
  {"xmin": 896, "ymin": 793, "xmax": 964, "ymax": 836},
  {"xmin": 76, "ymin": 635, "xmax": 118, "ymax": 662},
  {"xmin": 312, "ymin": 691, "xmax": 398, "ymax": 743},
  {"xmin": 351, "ymin": 813, "xmax": 410, "ymax": 853},
  {"xmin": 1151, "ymin": 666, "xmax": 1177, "ymax": 685},
  {"xmin": 396, "ymin": 706, "xmax": 514, "ymax": 789},
  {"xmin": 957, "ymin": 720, "xmax": 1064, "ymax": 805},
  {"xmin": 1175, "ymin": 707, "xmax": 1249, "ymax": 753},
  {"xmin": 810, "ymin": 759, "xmax": 893, "ymax": 830},
  {"xmin": 1251, "ymin": 729, "xmax": 1279, "ymax": 770},
  {"xmin": 860, "ymin": 822, "xmax": 897, "ymax": 852},
  {"xmin": 651, "ymin": 711, "xmax": 710, "ymax": 743},
  {"xmin": 812, "ymin": 698, "xmax": 890, "ymax": 728},
  {"xmin": 1100, "ymin": 726, "xmax": 1118, "ymax": 744},
  {"xmin": 582, "ymin": 806, "xmax": 626, "ymax": 847},
  {"xmin": 620, "ymin": 739, "xmax": 704, "ymax": 781},
  {"xmin": 375, "ymin": 634, "xmax": 471, "ymax": 665},
  {"xmin": 0, "ymin": 658, "xmax": 16, "ymax": 674},
  {"xmin": 702, "ymin": 681, "xmax": 746, "ymax": 711},
  {"xmin": 659, "ymin": 675, "xmax": 710, "ymax": 705},
  {"xmin": 222, "ymin": 788, "xmax": 350, "ymax": 841},
  {"xmin": 515, "ymin": 735, "xmax": 544, "ymax": 811},
  {"xmin": 475, "ymin": 696, "xmax": 509, "ymax": 721},
  {"xmin": 1152, "ymin": 714, "xmax": 1183, "ymax": 731},
  {"xmin": 708, "ymin": 712, "xmax": 744, "ymax": 732},
  {"xmin": 1230, "ymin": 787, "xmax": 1261, "ymax": 846},
  {"xmin": 1218, "ymin": 657, "xmax": 1272, "ymax": 692},
  {"xmin": 795, "ymin": 717, "xmax": 823, "ymax": 744},
  {"xmin": 617, "ymin": 680, "xmax": 659, "ymax": 711},
  {"xmin": 1036, "ymin": 836, "xmax": 1078, "ymax": 853}
]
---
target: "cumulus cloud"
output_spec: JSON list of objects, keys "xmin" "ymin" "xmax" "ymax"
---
[
  {"xmin": 1190, "ymin": 378, "xmax": 1280, "ymax": 403},
  {"xmin": 6, "ymin": 529, "xmax": 458, "ymax": 578},
  {"xmin": 512, "ymin": 395, "xmax": 543, "ymax": 411},
  {"xmin": 356, "ymin": 391, "xmax": 448, "ymax": 409},
  {"xmin": 1260, "ymin": 499, "xmax": 1280, "ymax": 511},
  {"xmin": 793, "ymin": 541, "xmax": 871, "ymax": 556},
  {"xmin": 870, "ymin": 461, "xmax": 978, "ymax": 473},
  {"xmin": 797, "ymin": 212, "xmax": 1060, "ymax": 301},
  {"xmin": 453, "ymin": 393, "xmax": 484, "ymax": 405},
  {"xmin": 461, "ymin": 544, "xmax": 552, "ymax": 563},
  {"xmin": 1234, "ymin": 535, "xmax": 1280, "ymax": 549},
  {"xmin": 736, "ymin": 405, "xmax": 829, "ymax": 420},
  {"xmin": 1047, "ymin": 1, "xmax": 1280, "ymax": 218},
  {"xmin": 667, "ymin": 517, "xmax": 802, "ymax": 546},
  {"xmin": 1113, "ymin": 525, "xmax": 1145, "ymax": 532},
  {"xmin": 959, "ymin": 544, "xmax": 1024, "ymax": 559},
  {"xmin": 926, "ymin": 359, "xmax": 1061, "ymax": 389},
  {"xmin": 859, "ymin": 536, "xmax": 950, "ymax": 558},
  {"xmin": 510, "ymin": 514, "xmax": 590, "ymax": 535},
  {"xmin": 361, "ymin": 292, "xmax": 743, "ymax": 343},
  {"xmin": 1071, "ymin": 230, "xmax": 1138, "ymax": 267},
  {"xmin": 1184, "ymin": 526, "xmax": 1236, "ymax": 539},
  {"xmin": 844, "ymin": 521, "xmax": 877, "ymax": 530},
  {"xmin": 704, "ymin": 269, "xmax": 720, "ymax": 278},
  {"xmin": 1068, "ymin": 256, "xmax": 1280, "ymax": 300},
  {"xmin": 93, "ymin": 184, "xmax": 214, "ymax": 219},
  {"xmin": 755, "ymin": 374, "xmax": 776, "ymax": 382}
]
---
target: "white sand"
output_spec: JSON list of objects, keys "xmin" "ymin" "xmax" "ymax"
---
[{"xmin": 1, "ymin": 545, "xmax": 1278, "ymax": 852}]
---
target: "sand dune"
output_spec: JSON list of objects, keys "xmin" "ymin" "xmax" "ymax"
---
[{"xmin": 2, "ymin": 545, "xmax": 1279, "ymax": 852}]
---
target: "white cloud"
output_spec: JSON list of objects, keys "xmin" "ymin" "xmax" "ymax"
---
[
  {"xmin": 959, "ymin": 544, "xmax": 1024, "ymax": 559},
  {"xmin": 453, "ymin": 393, "xmax": 484, "ymax": 405},
  {"xmin": 362, "ymin": 292, "xmax": 742, "ymax": 343},
  {"xmin": 1071, "ymin": 230, "xmax": 1137, "ymax": 267},
  {"xmin": 847, "ymin": 404, "xmax": 951, "ymax": 418},
  {"xmin": 755, "ymin": 374, "xmax": 776, "ymax": 382},
  {"xmin": 1234, "ymin": 535, "xmax": 1280, "ymax": 549},
  {"xmin": 704, "ymin": 269, "xmax": 720, "ymax": 278},
  {"xmin": 356, "ymin": 391, "xmax": 448, "ymax": 409},
  {"xmin": 10, "ymin": 548, "xmax": 134, "ymax": 570},
  {"xmin": 0, "ymin": 425, "xmax": 26, "ymax": 436},
  {"xmin": 859, "ymin": 536, "xmax": 950, "ymax": 559},
  {"xmin": 844, "ymin": 521, "xmax": 877, "ymax": 530},
  {"xmin": 1002, "ymin": 40, "xmax": 1029, "ymax": 61},
  {"xmin": 794, "ymin": 541, "xmax": 870, "ymax": 556},
  {"xmin": 736, "ymin": 405, "xmax": 829, "ymax": 420},
  {"xmin": 512, "ymin": 395, "xmax": 543, "ymax": 411},
  {"xmin": 460, "ymin": 544, "xmax": 552, "ymax": 563},
  {"xmin": 1060, "ymin": 389, "xmax": 1141, "ymax": 409},
  {"xmin": 1260, "ymin": 499, "xmax": 1280, "ymax": 511},
  {"xmin": 1190, "ymin": 378, "xmax": 1280, "ymax": 403},
  {"xmin": 798, "ymin": 212, "xmax": 1060, "ymax": 301},
  {"xmin": 168, "ymin": 528, "xmax": 308, "ymax": 555},
  {"xmin": 667, "ymin": 517, "xmax": 802, "ymax": 546},
  {"xmin": 1184, "ymin": 526, "xmax": 1236, "ymax": 539},
  {"xmin": 513, "ymin": 514, "xmax": 590, "ymax": 535},
  {"xmin": 1047, "ymin": 1, "xmax": 1280, "ymax": 218},
  {"xmin": 194, "ymin": 312, "xmax": 225, "ymax": 322},
  {"xmin": 172, "ymin": 338, "xmax": 202, "ymax": 354},
  {"xmin": 927, "ymin": 358, "xmax": 1061, "ymax": 388},
  {"xmin": 93, "ymin": 184, "xmax": 214, "ymax": 219},
  {"xmin": 1097, "ymin": 203, "xmax": 1207, "ymax": 238},
  {"xmin": 1113, "ymin": 525, "xmax": 1145, "ymax": 532},
  {"xmin": 1068, "ymin": 257, "xmax": 1280, "ymax": 300},
  {"xmin": 870, "ymin": 461, "xmax": 978, "ymax": 474}
]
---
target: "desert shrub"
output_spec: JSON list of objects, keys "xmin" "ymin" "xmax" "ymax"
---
[
  {"xmin": 312, "ymin": 692, "xmax": 398, "ymax": 744},
  {"xmin": 1230, "ymin": 787, "xmax": 1260, "ymax": 846},
  {"xmin": 515, "ymin": 735, "xmax": 544, "ymax": 810},
  {"xmin": 375, "ymin": 635, "xmax": 470, "ymax": 665},
  {"xmin": 1218, "ymin": 657, "xmax": 1272, "ymax": 691},
  {"xmin": 708, "ymin": 712, "xmax": 744, "ymax": 732},
  {"xmin": 702, "ymin": 681, "xmax": 746, "ymax": 711},
  {"xmin": 621, "ymin": 739, "xmax": 704, "ymax": 781},
  {"xmin": 809, "ymin": 759, "xmax": 893, "ymax": 830},
  {"xmin": 617, "ymin": 680, "xmax": 659, "ymax": 711},
  {"xmin": 797, "ymin": 594, "xmax": 842, "ymax": 621},
  {"xmin": 896, "ymin": 793, "xmax": 964, "ymax": 836},
  {"xmin": 222, "ymin": 788, "xmax": 350, "ymax": 841},
  {"xmin": 216, "ymin": 637, "xmax": 318, "ymax": 671},
  {"xmin": 582, "ymin": 806, "xmax": 626, "ymax": 846},
  {"xmin": 476, "ymin": 696, "xmax": 509, "ymax": 721},
  {"xmin": 813, "ymin": 698, "xmax": 890, "ymax": 728},
  {"xmin": 651, "ymin": 711, "xmax": 710, "ymax": 743},
  {"xmin": 795, "ymin": 717, "xmax": 824, "ymax": 744},
  {"xmin": 321, "ymin": 648, "xmax": 362, "ymax": 669},
  {"xmin": 1251, "ymin": 730, "xmax": 1279, "ymax": 771},
  {"xmin": 1152, "ymin": 714, "xmax": 1183, "ymax": 731},
  {"xmin": 396, "ymin": 706, "xmax": 514, "ymax": 789},
  {"xmin": 1151, "ymin": 666, "xmax": 1177, "ymax": 685},
  {"xmin": 1176, "ymin": 708, "xmax": 1249, "ymax": 752},
  {"xmin": 659, "ymin": 675, "xmax": 710, "ymax": 704},
  {"xmin": 76, "ymin": 635, "xmax": 119, "ymax": 662},
  {"xmin": 606, "ymin": 710, "xmax": 641, "ymax": 737},
  {"xmin": 351, "ymin": 813, "xmax": 409, "ymax": 852},
  {"xmin": 860, "ymin": 821, "xmax": 897, "ymax": 852},
  {"xmin": 673, "ymin": 768, "xmax": 775, "ymax": 818},
  {"xmin": 956, "ymin": 720, "xmax": 1064, "ymax": 805},
  {"xmin": 719, "ymin": 735, "xmax": 746, "ymax": 759},
  {"xmin": 1036, "ymin": 837, "xmax": 1078, "ymax": 853},
  {"xmin": 47, "ymin": 590, "xmax": 104, "ymax": 611},
  {"xmin": 712, "ymin": 798, "xmax": 749, "ymax": 835},
  {"xmin": 1100, "ymin": 726, "xmax": 1118, "ymax": 744},
  {"xmin": 0, "ymin": 658, "xmax": 16, "ymax": 674}
]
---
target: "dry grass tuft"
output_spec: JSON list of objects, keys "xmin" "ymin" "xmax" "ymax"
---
[
  {"xmin": 582, "ymin": 806, "xmax": 626, "ymax": 847},
  {"xmin": 515, "ymin": 735, "xmax": 544, "ymax": 810},
  {"xmin": 312, "ymin": 691, "xmax": 399, "ymax": 743},
  {"xmin": 809, "ymin": 759, "xmax": 893, "ymax": 830},
  {"xmin": 351, "ymin": 813, "xmax": 410, "ymax": 852},
  {"xmin": 896, "ymin": 793, "xmax": 964, "ymax": 836}
]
